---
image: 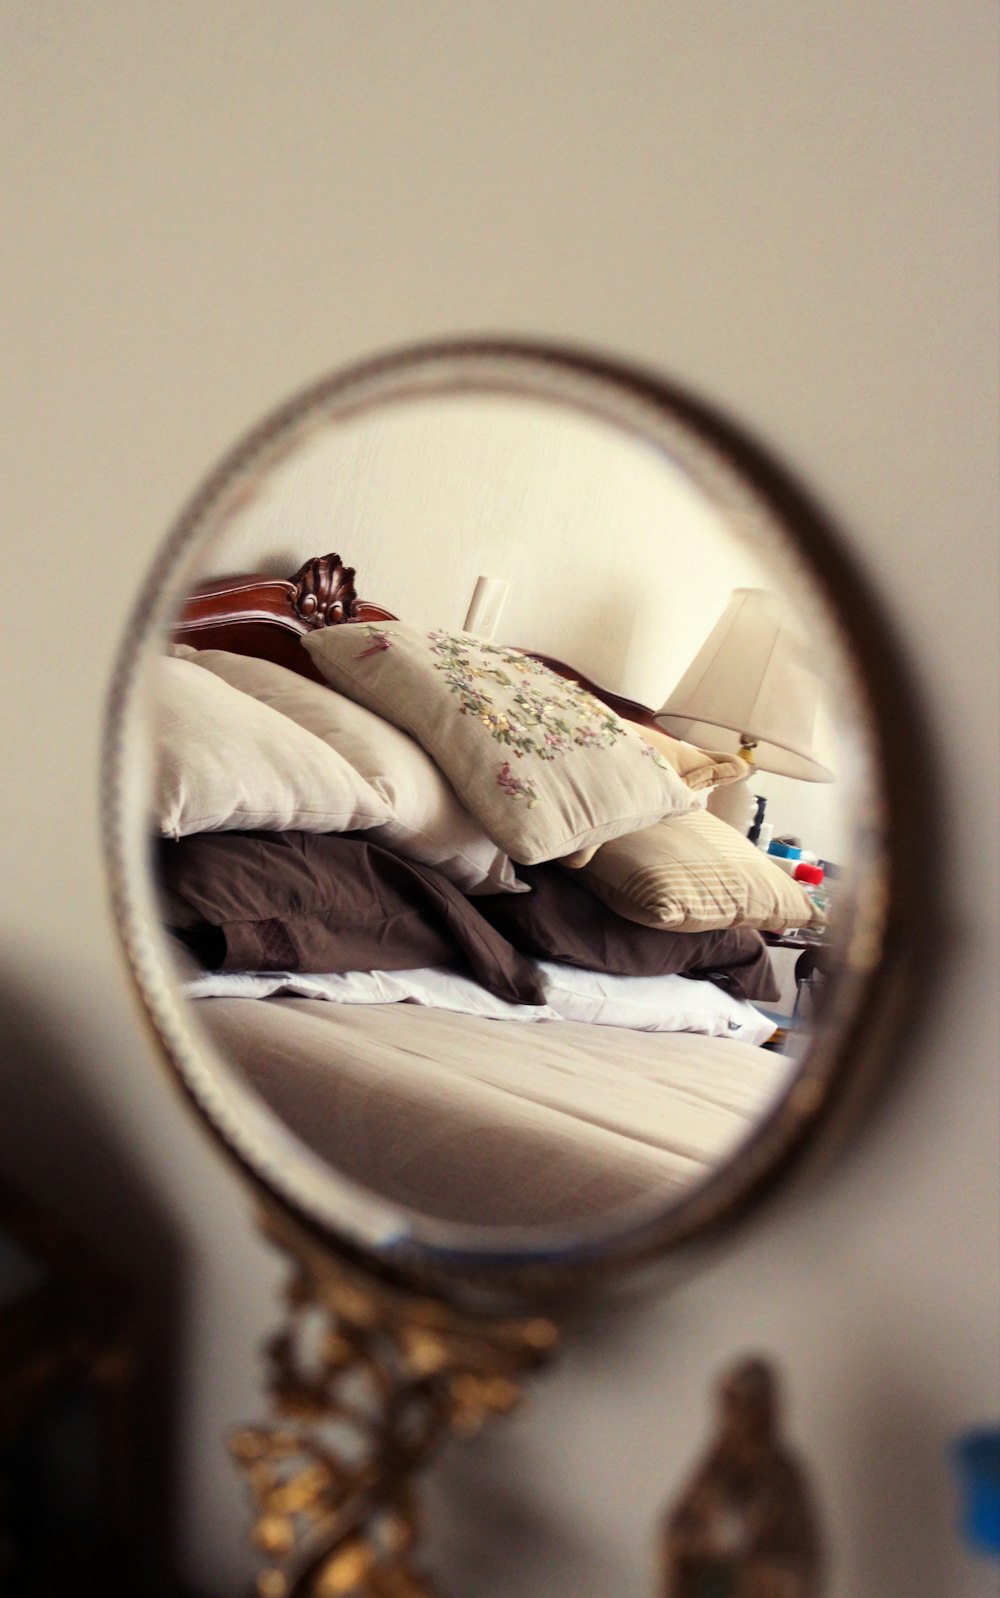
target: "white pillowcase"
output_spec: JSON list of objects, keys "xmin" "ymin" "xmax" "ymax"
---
[
  {"xmin": 535, "ymin": 962, "xmax": 776, "ymax": 1044},
  {"xmin": 183, "ymin": 965, "xmax": 560, "ymax": 1020},
  {"xmin": 154, "ymin": 654, "xmax": 392, "ymax": 838},
  {"xmin": 184, "ymin": 647, "xmax": 525, "ymax": 895},
  {"xmin": 183, "ymin": 959, "xmax": 773, "ymax": 1044}
]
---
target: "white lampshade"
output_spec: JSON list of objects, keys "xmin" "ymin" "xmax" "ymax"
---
[{"xmin": 656, "ymin": 588, "xmax": 834, "ymax": 782}]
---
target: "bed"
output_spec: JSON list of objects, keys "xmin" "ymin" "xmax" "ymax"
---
[{"xmin": 152, "ymin": 552, "xmax": 816, "ymax": 1229}]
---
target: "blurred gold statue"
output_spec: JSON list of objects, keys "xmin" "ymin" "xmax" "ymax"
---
[{"xmin": 661, "ymin": 1357, "xmax": 824, "ymax": 1598}]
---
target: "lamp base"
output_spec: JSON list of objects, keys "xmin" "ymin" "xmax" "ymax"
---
[{"xmin": 706, "ymin": 773, "xmax": 756, "ymax": 834}]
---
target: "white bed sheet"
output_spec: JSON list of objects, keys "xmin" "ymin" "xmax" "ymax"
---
[{"xmin": 184, "ymin": 961, "xmax": 775, "ymax": 1044}]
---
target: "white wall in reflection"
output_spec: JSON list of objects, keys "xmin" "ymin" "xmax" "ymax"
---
[{"xmin": 202, "ymin": 396, "xmax": 765, "ymax": 699}]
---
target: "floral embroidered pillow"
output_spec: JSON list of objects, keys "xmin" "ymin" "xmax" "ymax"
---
[{"xmin": 302, "ymin": 623, "xmax": 698, "ymax": 866}]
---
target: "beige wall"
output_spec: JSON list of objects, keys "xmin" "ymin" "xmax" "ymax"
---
[
  {"xmin": 203, "ymin": 392, "xmax": 765, "ymax": 700},
  {"xmin": 2, "ymin": 6, "xmax": 997, "ymax": 1596}
]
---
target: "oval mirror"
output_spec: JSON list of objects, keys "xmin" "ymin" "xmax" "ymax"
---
[{"xmin": 104, "ymin": 341, "xmax": 919, "ymax": 1301}]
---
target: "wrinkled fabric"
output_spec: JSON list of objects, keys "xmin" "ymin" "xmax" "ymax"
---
[
  {"xmin": 158, "ymin": 831, "xmax": 545, "ymax": 1005},
  {"xmin": 475, "ymin": 863, "xmax": 779, "ymax": 1001}
]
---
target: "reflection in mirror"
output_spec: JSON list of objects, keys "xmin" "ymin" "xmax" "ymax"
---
[{"xmin": 112, "ymin": 356, "xmax": 887, "ymax": 1274}]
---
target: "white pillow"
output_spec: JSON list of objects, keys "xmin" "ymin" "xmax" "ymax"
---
[
  {"xmin": 184, "ymin": 647, "xmax": 525, "ymax": 895},
  {"xmin": 153, "ymin": 655, "xmax": 392, "ymax": 838},
  {"xmin": 535, "ymin": 962, "xmax": 776, "ymax": 1045},
  {"xmin": 183, "ymin": 965, "xmax": 560, "ymax": 1020},
  {"xmin": 182, "ymin": 958, "xmax": 773, "ymax": 1044}
]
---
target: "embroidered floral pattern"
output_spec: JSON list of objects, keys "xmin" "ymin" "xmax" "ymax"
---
[
  {"xmin": 352, "ymin": 625, "xmax": 671, "ymax": 804},
  {"xmin": 639, "ymin": 740, "xmax": 672, "ymax": 769},
  {"xmin": 425, "ymin": 630, "xmax": 625, "ymax": 759},
  {"xmin": 355, "ymin": 626, "xmax": 394, "ymax": 658},
  {"xmin": 496, "ymin": 762, "xmax": 539, "ymax": 806}
]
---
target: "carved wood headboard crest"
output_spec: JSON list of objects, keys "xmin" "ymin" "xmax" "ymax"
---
[{"xmin": 172, "ymin": 553, "xmax": 396, "ymax": 681}]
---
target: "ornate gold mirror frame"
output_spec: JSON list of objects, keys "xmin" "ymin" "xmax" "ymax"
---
[{"xmin": 102, "ymin": 340, "xmax": 929, "ymax": 1596}]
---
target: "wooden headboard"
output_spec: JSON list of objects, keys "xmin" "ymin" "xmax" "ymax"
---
[
  {"xmin": 172, "ymin": 553, "xmax": 397, "ymax": 683},
  {"xmin": 172, "ymin": 550, "xmax": 661, "ymax": 727}
]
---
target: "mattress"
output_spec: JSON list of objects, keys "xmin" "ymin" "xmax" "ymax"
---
[{"xmin": 198, "ymin": 997, "xmax": 799, "ymax": 1228}]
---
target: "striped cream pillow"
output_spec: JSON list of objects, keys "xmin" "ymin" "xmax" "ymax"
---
[{"xmin": 574, "ymin": 809, "xmax": 817, "ymax": 932}]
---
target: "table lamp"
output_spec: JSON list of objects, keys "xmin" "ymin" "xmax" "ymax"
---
[{"xmin": 656, "ymin": 587, "xmax": 834, "ymax": 831}]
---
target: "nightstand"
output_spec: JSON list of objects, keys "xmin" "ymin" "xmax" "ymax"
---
[{"xmin": 762, "ymin": 931, "xmax": 829, "ymax": 1021}]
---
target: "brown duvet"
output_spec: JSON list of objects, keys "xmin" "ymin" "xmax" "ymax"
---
[
  {"xmin": 158, "ymin": 832, "xmax": 545, "ymax": 1004},
  {"xmin": 159, "ymin": 830, "xmax": 778, "ymax": 1005},
  {"xmin": 475, "ymin": 863, "xmax": 779, "ymax": 1001}
]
